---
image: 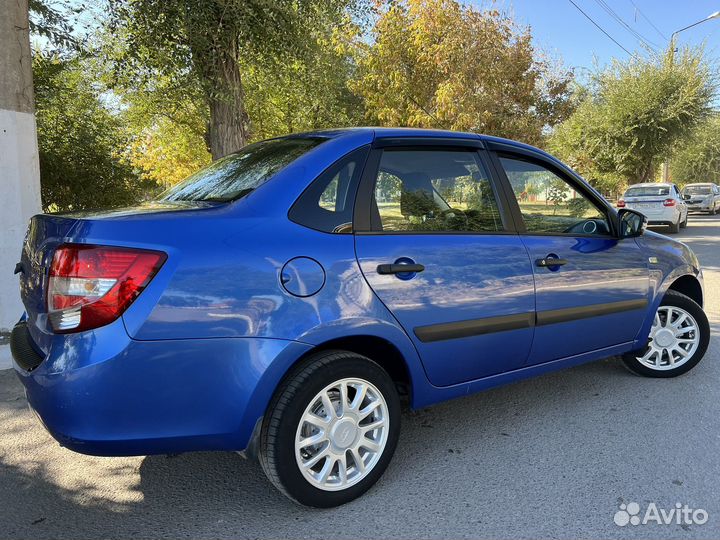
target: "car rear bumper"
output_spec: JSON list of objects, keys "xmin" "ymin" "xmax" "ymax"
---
[
  {"xmin": 11, "ymin": 321, "xmax": 311, "ymax": 456},
  {"xmin": 625, "ymin": 205, "xmax": 678, "ymax": 223},
  {"xmin": 646, "ymin": 220, "xmax": 677, "ymax": 226}
]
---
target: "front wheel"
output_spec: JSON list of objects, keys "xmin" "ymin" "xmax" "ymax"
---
[
  {"xmin": 622, "ymin": 290, "xmax": 709, "ymax": 377},
  {"xmin": 259, "ymin": 350, "xmax": 401, "ymax": 507}
]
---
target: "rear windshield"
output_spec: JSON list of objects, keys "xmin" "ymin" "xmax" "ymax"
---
[
  {"xmin": 625, "ymin": 186, "xmax": 670, "ymax": 197},
  {"xmin": 161, "ymin": 137, "xmax": 325, "ymax": 202},
  {"xmin": 683, "ymin": 185, "xmax": 712, "ymax": 194}
]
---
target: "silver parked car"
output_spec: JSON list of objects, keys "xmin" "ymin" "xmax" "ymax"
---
[
  {"xmin": 681, "ymin": 183, "xmax": 720, "ymax": 214},
  {"xmin": 618, "ymin": 182, "xmax": 688, "ymax": 234}
]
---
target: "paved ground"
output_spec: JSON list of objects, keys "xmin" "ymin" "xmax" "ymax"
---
[{"xmin": 2, "ymin": 216, "xmax": 720, "ymax": 539}]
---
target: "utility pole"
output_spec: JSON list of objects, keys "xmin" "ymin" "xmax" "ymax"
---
[
  {"xmin": 663, "ymin": 11, "xmax": 720, "ymax": 182},
  {"xmin": 0, "ymin": 0, "xmax": 42, "ymax": 331}
]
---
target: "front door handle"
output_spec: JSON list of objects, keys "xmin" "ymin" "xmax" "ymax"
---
[
  {"xmin": 377, "ymin": 263, "xmax": 425, "ymax": 275},
  {"xmin": 536, "ymin": 257, "xmax": 568, "ymax": 268}
]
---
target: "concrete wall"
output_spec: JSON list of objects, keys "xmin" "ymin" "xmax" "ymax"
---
[
  {"xmin": 1, "ymin": 0, "xmax": 42, "ymax": 330},
  {"xmin": 0, "ymin": 110, "xmax": 42, "ymax": 330}
]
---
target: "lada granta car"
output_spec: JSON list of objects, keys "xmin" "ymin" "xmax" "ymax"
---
[{"xmin": 11, "ymin": 128, "xmax": 709, "ymax": 507}]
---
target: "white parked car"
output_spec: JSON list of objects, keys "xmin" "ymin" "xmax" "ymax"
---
[
  {"xmin": 681, "ymin": 183, "xmax": 720, "ymax": 214},
  {"xmin": 618, "ymin": 183, "xmax": 688, "ymax": 234}
]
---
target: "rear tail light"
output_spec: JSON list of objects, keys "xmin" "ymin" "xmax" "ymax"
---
[
  {"xmin": 663, "ymin": 198, "xmax": 676, "ymax": 207},
  {"xmin": 47, "ymin": 244, "xmax": 166, "ymax": 333},
  {"xmin": 616, "ymin": 199, "xmax": 626, "ymax": 208}
]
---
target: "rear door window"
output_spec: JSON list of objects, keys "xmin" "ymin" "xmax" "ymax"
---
[{"xmin": 371, "ymin": 149, "xmax": 504, "ymax": 233}]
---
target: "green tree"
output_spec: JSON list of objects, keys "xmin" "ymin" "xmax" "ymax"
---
[
  {"xmin": 107, "ymin": 0, "xmax": 368, "ymax": 159},
  {"xmin": 670, "ymin": 116, "xmax": 720, "ymax": 186},
  {"xmin": 29, "ymin": 0, "xmax": 77, "ymax": 48},
  {"xmin": 242, "ymin": 18, "xmax": 366, "ymax": 141},
  {"xmin": 350, "ymin": 0, "xmax": 574, "ymax": 146},
  {"xmin": 550, "ymin": 48, "xmax": 715, "ymax": 191},
  {"xmin": 34, "ymin": 51, "xmax": 156, "ymax": 211},
  {"xmin": 546, "ymin": 178, "xmax": 568, "ymax": 214}
]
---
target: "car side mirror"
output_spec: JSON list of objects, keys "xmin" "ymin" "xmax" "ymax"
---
[
  {"xmin": 682, "ymin": 194, "xmax": 691, "ymax": 201},
  {"xmin": 618, "ymin": 208, "xmax": 647, "ymax": 238}
]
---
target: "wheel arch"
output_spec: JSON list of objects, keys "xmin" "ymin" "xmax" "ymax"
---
[
  {"xmin": 666, "ymin": 274, "xmax": 703, "ymax": 307},
  {"xmin": 296, "ymin": 335, "xmax": 414, "ymax": 402},
  {"xmin": 633, "ymin": 270, "xmax": 704, "ymax": 351},
  {"xmin": 241, "ymin": 325, "xmax": 427, "ymax": 459}
]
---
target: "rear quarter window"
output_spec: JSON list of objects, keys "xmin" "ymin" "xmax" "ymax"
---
[{"xmin": 288, "ymin": 146, "xmax": 370, "ymax": 233}]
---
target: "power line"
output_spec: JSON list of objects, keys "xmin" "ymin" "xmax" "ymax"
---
[
  {"xmin": 628, "ymin": 0, "xmax": 668, "ymax": 41},
  {"xmin": 593, "ymin": 0, "xmax": 659, "ymax": 51},
  {"xmin": 566, "ymin": 0, "xmax": 634, "ymax": 56}
]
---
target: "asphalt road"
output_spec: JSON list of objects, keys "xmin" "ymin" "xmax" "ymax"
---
[{"xmin": 2, "ymin": 216, "xmax": 720, "ymax": 540}]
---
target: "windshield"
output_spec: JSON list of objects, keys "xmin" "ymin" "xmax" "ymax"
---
[
  {"xmin": 625, "ymin": 186, "xmax": 670, "ymax": 197},
  {"xmin": 161, "ymin": 137, "xmax": 326, "ymax": 202},
  {"xmin": 683, "ymin": 185, "xmax": 712, "ymax": 195}
]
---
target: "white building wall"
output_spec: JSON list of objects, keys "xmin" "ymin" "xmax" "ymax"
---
[{"xmin": 0, "ymin": 108, "xmax": 42, "ymax": 330}]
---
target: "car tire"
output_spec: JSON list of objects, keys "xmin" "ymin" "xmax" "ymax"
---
[
  {"xmin": 669, "ymin": 218, "xmax": 680, "ymax": 234},
  {"xmin": 622, "ymin": 290, "xmax": 709, "ymax": 378},
  {"xmin": 259, "ymin": 350, "xmax": 401, "ymax": 507},
  {"xmin": 680, "ymin": 213, "xmax": 688, "ymax": 228}
]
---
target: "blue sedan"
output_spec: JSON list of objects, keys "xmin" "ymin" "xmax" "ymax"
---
[{"xmin": 11, "ymin": 128, "xmax": 710, "ymax": 507}]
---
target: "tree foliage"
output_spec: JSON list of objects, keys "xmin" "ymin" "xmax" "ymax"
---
[
  {"xmin": 34, "ymin": 51, "xmax": 156, "ymax": 211},
  {"xmin": 28, "ymin": 0, "xmax": 78, "ymax": 48},
  {"xmin": 350, "ymin": 0, "xmax": 575, "ymax": 146},
  {"xmin": 242, "ymin": 18, "xmax": 366, "ymax": 141},
  {"xmin": 550, "ymin": 48, "xmax": 716, "ymax": 192},
  {"xmin": 670, "ymin": 116, "xmax": 720, "ymax": 186},
  {"xmin": 106, "ymin": 0, "xmax": 368, "ymax": 159}
]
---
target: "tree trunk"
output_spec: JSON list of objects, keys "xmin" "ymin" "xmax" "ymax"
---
[
  {"xmin": 206, "ymin": 52, "xmax": 251, "ymax": 160},
  {"xmin": 0, "ymin": 0, "xmax": 42, "ymax": 329}
]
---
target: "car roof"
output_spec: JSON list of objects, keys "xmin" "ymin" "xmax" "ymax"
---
[
  {"xmin": 289, "ymin": 127, "xmax": 548, "ymax": 155},
  {"xmin": 684, "ymin": 182, "xmax": 714, "ymax": 186},
  {"xmin": 627, "ymin": 183, "xmax": 673, "ymax": 188}
]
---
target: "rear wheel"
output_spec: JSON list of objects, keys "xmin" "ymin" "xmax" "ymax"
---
[
  {"xmin": 259, "ymin": 350, "xmax": 401, "ymax": 507},
  {"xmin": 668, "ymin": 217, "xmax": 681, "ymax": 234},
  {"xmin": 622, "ymin": 290, "xmax": 709, "ymax": 377}
]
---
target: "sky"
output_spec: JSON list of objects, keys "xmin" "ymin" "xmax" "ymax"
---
[{"xmin": 486, "ymin": 0, "xmax": 720, "ymax": 76}]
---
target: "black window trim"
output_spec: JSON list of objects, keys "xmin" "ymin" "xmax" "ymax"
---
[
  {"xmin": 485, "ymin": 141, "xmax": 621, "ymax": 239},
  {"xmin": 353, "ymin": 143, "xmax": 519, "ymax": 235}
]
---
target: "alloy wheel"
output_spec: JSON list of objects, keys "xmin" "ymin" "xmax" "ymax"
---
[
  {"xmin": 636, "ymin": 305, "xmax": 700, "ymax": 370},
  {"xmin": 294, "ymin": 377, "xmax": 389, "ymax": 491}
]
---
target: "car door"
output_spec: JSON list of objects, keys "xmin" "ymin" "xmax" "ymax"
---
[
  {"xmin": 353, "ymin": 141, "xmax": 536, "ymax": 387},
  {"xmin": 490, "ymin": 145, "xmax": 651, "ymax": 365}
]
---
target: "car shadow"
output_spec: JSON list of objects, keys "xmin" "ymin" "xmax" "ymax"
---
[{"xmin": 0, "ymin": 352, "xmax": 699, "ymax": 540}]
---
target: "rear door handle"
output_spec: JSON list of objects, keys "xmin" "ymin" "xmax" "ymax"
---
[
  {"xmin": 377, "ymin": 263, "xmax": 425, "ymax": 275},
  {"xmin": 536, "ymin": 257, "xmax": 568, "ymax": 268}
]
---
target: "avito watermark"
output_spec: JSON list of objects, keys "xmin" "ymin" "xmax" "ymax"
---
[{"xmin": 614, "ymin": 502, "xmax": 708, "ymax": 527}]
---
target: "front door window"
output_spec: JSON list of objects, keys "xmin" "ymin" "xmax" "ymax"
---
[{"xmin": 499, "ymin": 156, "xmax": 611, "ymax": 236}]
